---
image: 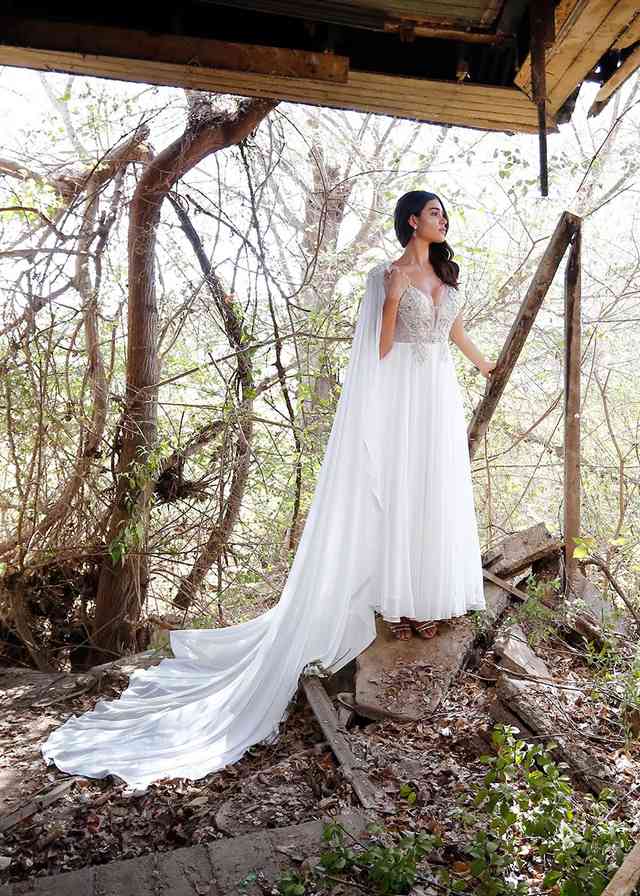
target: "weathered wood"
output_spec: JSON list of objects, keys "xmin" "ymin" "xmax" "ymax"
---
[
  {"xmin": 301, "ymin": 677, "xmax": 385, "ymax": 811},
  {"xmin": 546, "ymin": 0, "xmax": 639, "ymax": 111},
  {"xmin": 601, "ymin": 841, "xmax": 640, "ymax": 895},
  {"xmin": 0, "ymin": 40, "xmax": 544, "ymax": 135},
  {"xmin": 497, "ymin": 674, "xmax": 615, "ymax": 795},
  {"xmin": 563, "ymin": 225, "xmax": 582, "ymax": 596},
  {"xmin": 612, "ymin": 13, "xmax": 640, "ymax": 49},
  {"xmin": 0, "ymin": 16, "xmax": 349, "ymax": 82},
  {"xmin": 482, "ymin": 568, "xmax": 529, "ymax": 602},
  {"xmin": 483, "ymin": 523, "xmax": 563, "ymax": 578},
  {"xmin": 0, "ymin": 778, "xmax": 81, "ymax": 834},
  {"xmin": 515, "ymin": 0, "xmax": 639, "ymax": 112},
  {"xmin": 589, "ymin": 43, "xmax": 640, "ymax": 116},
  {"xmin": 467, "ymin": 212, "xmax": 579, "ymax": 457}
]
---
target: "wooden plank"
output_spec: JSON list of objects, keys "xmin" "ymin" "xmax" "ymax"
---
[
  {"xmin": 493, "ymin": 623, "xmax": 552, "ymax": 679},
  {"xmin": 515, "ymin": 0, "xmax": 639, "ymax": 112},
  {"xmin": 563, "ymin": 226, "xmax": 582, "ymax": 595},
  {"xmin": 601, "ymin": 842, "xmax": 640, "ymax": 896},
  {"xmin": 0, "ymin": 47, "xmax": 543, "ymax": 133},
  {"xmin": 548, "ymin": 0, "xmax": 639, "ymax": 110},
  {"xmin": 515, "ymin": 0, "xmax": 587, "ymax": 98},
  {"xmin": 529, "ymin": 0, "xmax": 553, "ymax": 195},
  {"xmin": 0, "ymin": 32, "xmax": 545, "ymax": 135},
  {"xmin": 0, "ymin": 16, "xmax": 349, "ymax": 83},
  {"xmin": 482, "ymin": 568, "xmax": 529, "ymax": 601},
  {"xmin": 384, "ymin": 22, "xmax": 502, "ymax": 43},
  {"xmin": 301, "ymin": 676, "xmax": 386, "ymax": 811},
  {"xmin": 0, "ymin": 778, "xmax": 82, "ymax": 834},
  {"xmin": 612, "ymin": 11, "xmax": 640, "ymax": 47},
  {"xmin": 589, "ymin": 43, "xmax": 640, "ymax": 116},
  {"xmin": 467, "ymin": 212, "xmax": 579, "ymax": 457}
]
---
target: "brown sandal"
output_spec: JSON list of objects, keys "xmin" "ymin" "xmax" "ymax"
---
[
  {"xmin": 387, "ymin": 619, "xmax": 412, "ymax": 641},
  {"xmin": 410, "ymin": 619, "xmax": 438, "ymax": 639}
]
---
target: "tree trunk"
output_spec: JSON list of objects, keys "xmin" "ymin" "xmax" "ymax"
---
[{"xmin": 91, "ymin": 96, "xmax": 278, "ymax": 661}]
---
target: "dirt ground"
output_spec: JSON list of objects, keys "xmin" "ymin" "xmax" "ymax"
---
[{"xmin": 2, "ymin": 611, "xmax": 640, "ymax": 891}]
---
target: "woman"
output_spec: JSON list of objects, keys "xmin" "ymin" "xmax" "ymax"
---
[
  {"xmin": 374, "ymin": 190, "xmax": 495, "ymax": 641},
  {"xmin": 41, "ymin": 190, "xmax": 496, "ymax": 790}
]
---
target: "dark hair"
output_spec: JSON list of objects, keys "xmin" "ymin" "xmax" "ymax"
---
[{"xmin": 393, "ymin": 190, "xmax": 459, "ymax": 288}]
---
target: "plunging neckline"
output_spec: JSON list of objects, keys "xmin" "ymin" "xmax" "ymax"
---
[{"xmin": 385, "ymin": 262, "xmax": 448, "ymax": 316}]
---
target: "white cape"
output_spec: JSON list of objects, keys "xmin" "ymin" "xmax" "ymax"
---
[{"xmin": 42, "ymin": 263, "xmax": 389, "ymax": 788}]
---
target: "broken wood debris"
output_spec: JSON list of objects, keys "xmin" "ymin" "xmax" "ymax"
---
[
  {"xmin": 0, "ymin": 777, "xmax": 82, "ymax": 835},
  {"xmin": 301, "ymin": 676, "xmax": 389, "ymax": 812}
]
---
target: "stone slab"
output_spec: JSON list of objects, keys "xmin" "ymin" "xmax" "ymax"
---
[
  {"xmin": 355, "ymin": 582, "xmax": 510, "ymax": 721},
  {"xmin": 0, "ymin": 812, "xmax": 369, "ymax": 896},
  {"xmin": 493, "ymin": 623, "xmax": 551, "ymax": 680}
]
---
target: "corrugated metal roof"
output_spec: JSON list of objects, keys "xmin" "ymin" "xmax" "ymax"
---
[{"xmin": 345, "ymin": 0, "xmax": 505, "ymax": 27}]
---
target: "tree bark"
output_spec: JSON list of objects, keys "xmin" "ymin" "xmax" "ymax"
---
[{"xmin": 92, "ymin": 96, "xmax": 278, "ymax": 660}]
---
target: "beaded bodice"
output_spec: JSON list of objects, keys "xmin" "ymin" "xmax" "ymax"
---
[{"xmin": 384, "ymin": 264, "xmax": 462, "ymax": 362}]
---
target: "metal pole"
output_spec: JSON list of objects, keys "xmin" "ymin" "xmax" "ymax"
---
[{"xmin": 563, "ymin": 222, "xmax": 582, "ymax": 596}]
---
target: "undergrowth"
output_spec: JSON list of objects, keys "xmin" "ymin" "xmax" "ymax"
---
[{"xmin": 275, "ymin": 726, "xmax": 636, "ymax": 895}]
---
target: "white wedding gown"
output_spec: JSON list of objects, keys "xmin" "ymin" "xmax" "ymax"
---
[{"xmin": 41, "ymin": 260, "xmax": 485, "ymax": 789}]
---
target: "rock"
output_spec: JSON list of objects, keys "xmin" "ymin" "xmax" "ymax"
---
[{"xmin": 493, "ymin": 624, "xmax": 551, "ymax": 680}]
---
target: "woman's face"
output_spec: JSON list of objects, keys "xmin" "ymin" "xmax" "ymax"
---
[{"xmin": 411, "ymin": 199, "xmax": 448, "ymax": 243}]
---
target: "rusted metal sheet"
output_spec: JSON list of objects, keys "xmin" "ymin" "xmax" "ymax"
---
[{"xmin": 206, "ymin": 0, "xmax": 511, "ymax": 30}]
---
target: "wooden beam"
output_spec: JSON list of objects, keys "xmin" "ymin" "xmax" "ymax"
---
[
  {"xmin": 301, "ymin": 676, "xmax": 387, "ymax": 811},
  {"xmin": 482, "ymin": 523, "xmax": 564, "ymax": 577},
  {"xmin": 496, "ymin": 675, "xmax": 616, "ymax": 795},
  {"xmin": 0, "ymin": 778, "xmax": 82, "ymax": 834},
  {"xmin": 467, "ymin": 212, "xmax": 580, "ymax": 458},
  {"xmin": 515, "ymin": 0, "xmax": 639, "ymax": 112},
  {"xmin": 0, "ymin": 42, "xmax": 545, "ymax": 134},
  {"xmin": 612, "ymin": 11, "xmax": 640, "ymax": 48},
  {"xmin": 589, "ymin": 43, "xmax": 640, "ymax": 117},
  {"xmin": 563, "ymin": 224, "xmax": 582, "ymax": 597},
  {"xmin": 0, "ymin": 16, "xmax": 349, "ymax": 83}
]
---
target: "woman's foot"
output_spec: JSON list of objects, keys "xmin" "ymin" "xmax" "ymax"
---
[
  {"xmin": 409, "ymin": 619, "xmax": 438, "ymax": 639},
  {"xmin": 387, "ymin": 618, "xmax": 412, "ymax": 640}
]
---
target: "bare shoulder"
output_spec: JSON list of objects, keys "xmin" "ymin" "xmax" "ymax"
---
[{"xmin": 383, "ymin": 263, "xmax": 410, "ymax": 294}]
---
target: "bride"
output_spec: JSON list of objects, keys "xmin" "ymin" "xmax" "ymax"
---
[{"xmin": 42, "ymin": 190, "xmax": 496, "ymax": 790}]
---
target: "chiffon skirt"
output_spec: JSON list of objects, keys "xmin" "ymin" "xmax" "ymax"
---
[
  {"xmin": 372, "ymin": 340, "xmax": 486, "ymax": 622},
  {"xmin": 41, "ymin": 331, "xmax": 485, "ymax": 789}
]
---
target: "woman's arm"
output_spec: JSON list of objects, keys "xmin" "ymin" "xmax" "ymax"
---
[
  {"xmin": 450, "ymin": 311, "xmax": 496, "ymax": 379},
  {"xmin": 379, "ymin": 269, "xmax": 406, "ymax": 360}
]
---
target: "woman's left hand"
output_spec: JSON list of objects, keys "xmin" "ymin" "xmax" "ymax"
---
[{"xmin": 479, "ymin": 360, "xmax": 497, "ymax": 379}]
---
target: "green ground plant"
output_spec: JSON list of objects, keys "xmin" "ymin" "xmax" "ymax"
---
[
  {"xmin": 456, "ymin": 726, "xmax": 633, "ymax": 895},
  {"xmin": 275, "ymin": 726, "xmax": 634, "ymax": 895}
]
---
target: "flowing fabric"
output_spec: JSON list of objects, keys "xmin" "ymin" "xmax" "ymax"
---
[{"xmin": 41, "ymin": 260, "xmax": 485, "ymax": 789}]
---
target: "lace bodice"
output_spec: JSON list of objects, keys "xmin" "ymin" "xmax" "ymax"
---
[{"xmin": 384, "ymin": 264, "xmax": 462, "ymax": 362}]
